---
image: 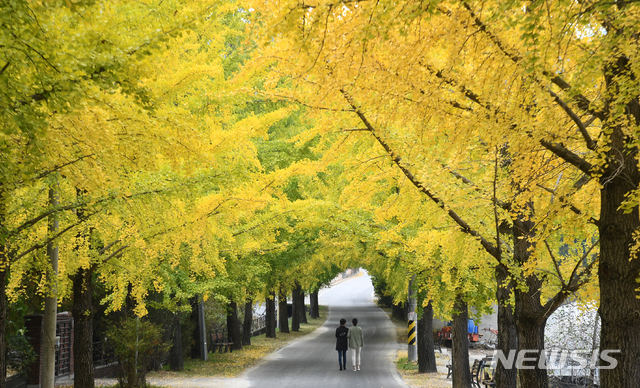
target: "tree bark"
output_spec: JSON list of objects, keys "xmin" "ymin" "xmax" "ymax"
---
[
  {"xmin": 72, "ymin": 267, "xmax": 95, "ymax": 388},
  {"xmin": 291, "ymin": 283, "xmax": 300, "ymax": 332},
  {"xmin": 266, "ymin": 293, "xmax": 276, "ymax": 338},
  {"xmin": 309, "ymin": 290, "xmax": 319, "ymax": 319},
  {"xmin": 299, "ymin": 289, "xmax": 307, "ymax": 324},
  {"xmin": 278, "ymin": 288, "xmax": 289, "ymax": 334},
  {"xmin": 71, "ymin": 188, "xmax": 95, "ymax": 388},
  {"xmin": 417, "ymin": 300, "xmax": 437, "ymax": 373},
  {"xmin": 598, "ymin": 61, "xmax": 640, "ymax": 387},
  {"xmin": 190, "ymin": 297, "xmax": 201, "ymax": 359},
  {"xmin": 242, "ymin": 300, "xmax": 253, "ymax": 346},
  {"xmin": 226, "ymin": 301, "xmax": 242, "ymax": 351},
  {"xmin": 515, "ymin": 314, "xmax": 548, "ymax": 388},
  {"xmin": 451, "ymin": 295, "xmax": 471, "ymax": 388},
  {"xmin": 169, "ymin": 312, "xmax": 183, "ymax": 371},
  {"xmin": 512, "ymin": 209, "xmax": 548, "ymax": 388},
  {"xmin": 494, "ymin": 264, "xmax": 517, "ymax": 388},
  {"xmin": 265, "ymin": 293, "xmax": 276, "ymax": 338}
]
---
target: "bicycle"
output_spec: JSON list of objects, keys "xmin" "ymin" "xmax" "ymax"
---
[{"xmin": 481, "ymin": 327, "xmax": 498, "ymax": 349}]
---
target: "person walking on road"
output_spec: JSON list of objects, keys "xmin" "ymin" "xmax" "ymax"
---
[
  {"xmin": 335, "ymin": 318, "xmax": 349, "ymax": 371},
  {"xmin": 347, "ymin": 318, "xmax": 364, "ymax": 371}
]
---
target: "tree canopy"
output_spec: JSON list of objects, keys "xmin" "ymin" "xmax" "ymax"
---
[{"xmin": 3, "ymin": 1, "xmax": 640, "ymax": 388}]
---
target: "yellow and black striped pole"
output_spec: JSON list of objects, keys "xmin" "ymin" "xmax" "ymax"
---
[
  {"xmin": 407, "ymin": 275, "xmax": 417, "ymax": 361},
  {"xmin": 408, "ymin": 318, "xmax": 417, "ymax": 345}
]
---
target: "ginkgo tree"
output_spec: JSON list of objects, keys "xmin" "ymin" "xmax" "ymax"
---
[
  {"xmin": 1, "ymin": 0, "xmax": 301, "ymax": 386},
  {"xmin": 0, "ymin": 0, "xmax": 214, "ymax": 384},
  {"xmin": 244, "ymin": 2, "xmax": 608, "ymax": 388}
]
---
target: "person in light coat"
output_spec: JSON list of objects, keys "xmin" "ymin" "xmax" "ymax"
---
[{"xmin": 347, "ymin": 318, "xmax": 364, "ymax": 371}]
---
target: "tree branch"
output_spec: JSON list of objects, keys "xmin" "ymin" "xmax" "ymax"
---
[
  {"xmin": 99, "ymin": 239, "xmax": 121, "ymax": 255},
  {"xmin": 9, "ymin": 187, "xmax": 171, "ymax": 238},
  {"xmin": 539, "ymin": 237, "xmax": 599, "ymax": 321},
  {"xmin": 0, "ymin": 61, "xmax": 10, "ymax": 77},
  {"xmin": 566, "ymin": 238, "xmax": 599, "ymax": 290},
  {"xmin": 102, "ymin": 245, "xmax": 130, "ymax": 263},
  {"xmin": 493, "ymin": 149, "xmax": 503, "ymax": 263},
  {"xmin": 460, "ymin": 2, "xmax": 604, "ymax": 123},
  {"xmin": 30, "ymin": 154, "xmax": 95, "ymax": 182},
  {"xmin": 442, "ymin": 162, "xmax": 511, "ymax": 211},
  {"xmin": 539, "ymin": 140, "xmax": 593, "ymax": 176},
  {"xmin": 545, "ymin": 240, "xmax": 567, "ymax": 288},
  {"xmin": 267, "ymin": 93, "xmax": 356, "ymax": 112},
  {"xmin": 543, "ymin": 72, "xmax": 604, "ymax": 121},
  {"xmin": 232, "ymin": 210, "xmax": 295, "ymax": 237},
  {"xmin": 423, "ymin": 63, "xmax": 596, "ymax": 181},
  {"xmin": 548, "ymin": 88, "xmax": 597, "ymax": 150},
  {"xmin": 14, "ymin": 209, "xmax": 103, "ymax": 261},
  {"xmin": 341, "ymin": 89, "xmax": 501, "ymax": 261},
  {"xmin": 419, "ymin": 62, "xmax": 600, "ymax": 228}
]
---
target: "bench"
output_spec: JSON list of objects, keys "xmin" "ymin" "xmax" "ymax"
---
[
  {"xmin": 481, "ymin": 356, "xmax": 496, "ymax": 387},
  {"xmin": 446, "ymin": 357, "xmax": 485, "ymax": 387},
  {"xmin": 210, "ymin": 330, "xmax": 234, "ymax": 353},
  {"xmin": 471, "ymin": 359, "xmax": 483, "ymax": 387}
]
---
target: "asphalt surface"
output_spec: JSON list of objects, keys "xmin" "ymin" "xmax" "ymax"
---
[
  {"xmin": 239, "ymin": 271, "xmax": 407, "ymax": 388},
  {"xmin": 83, "ymin": 271, "xmax": 407, "ymax": 388}
]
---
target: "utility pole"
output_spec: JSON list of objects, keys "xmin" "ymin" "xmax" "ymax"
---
[
  {"xmin": 408, "ymin": 275, "xmax": 417, "ymax": 362},
  {"xmin": 42, "ymin": 186, "xmax": 59, "ymax": 388}
]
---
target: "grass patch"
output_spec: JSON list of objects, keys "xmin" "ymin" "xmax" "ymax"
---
[
  {"xmin": 381, "ymin": 306, "xmax": 453, "ymax": 387},
  {"xmin": 395, "ymin": 350, "xmax": 452, "ymax": 388},
  {"xmin": 149, "ymin": 305, "xmax": 329, "ymax": 378},
  {"xmin": 396, "ymin": 356, "xmax": 419, "ymax": 371}
]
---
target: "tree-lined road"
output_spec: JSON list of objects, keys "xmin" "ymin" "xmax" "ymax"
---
[
  {"xmin": 235, "ymin": 271, "xmax": 407, "ymax": 388},
  {"xmin": 88, "ymin": 273, "xmax": 407, "ymax": 388}
]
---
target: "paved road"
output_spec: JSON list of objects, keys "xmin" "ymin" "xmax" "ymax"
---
[
  {"xmin": 239, "ymin": 271, "xmax": 407, "ymax": 388},
  {"xmin": 88, "ymin": 272, "xmax": 406, "ymax": 388}
]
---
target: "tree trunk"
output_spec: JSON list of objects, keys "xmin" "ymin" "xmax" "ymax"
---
[
  {"xmin": 226, "ymin": 301, "xmax": 242, "ymax": 351},
  {"xmin": 190, "ymin": 297, "xmax": 201, "ymax": 359},
  {"xmin": 299, "ymin": 289, "xmax": 307, "ymax": 324},
  {"xmin": 494, "ymin": 264, "xmax": 517, "ymax": 388},
  {"xmin": 71, "ymin": 189, "xmax": 96, "ymax": 388},
  {"xmin": 309, "ymin": 290, "xmax": 319, "ymax": 319},
  {"xmin": 291, "ymin": 283, "xmax": 300, "ymax": 332},
  {"xmin": 512, "ymin": 210, "xmax": 548, "ymax": 388},
  {"xmin": 42, "ymin": 187, "xmax": 59, "ymax": 388},
  {"xmin": 169, "ymin": 312, "xmax": 183, "ymax": 371},
  {"xmin": 72, "ymin": 267, "xmax": 95, "ymax": 388},
  {"xmin": 515, "ymin": 313, "xmax": 547, "ymax": 388},
  {"xmin": 278, "ymin": 289, "xmax": 289, "ymax": 334},
  {"xmin": 451, "ymin": 296, "xmax": 471, "ymax": 388},
  {"xmin": 597, "ymin": 54, "xmax": 640, "ymax": 388},
  {"xmin": 265, "ymin": 293, "xmax": 276, "ymax": 338},
  {"xmin": 242, "ymin": 300, "xmax": 253, "ymax": 346},
  {"xmin": 417, "ymin": 300, "xmax": 437, "ymax": 373}
]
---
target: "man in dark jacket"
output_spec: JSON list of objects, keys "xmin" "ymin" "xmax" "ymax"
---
[{"xmin": 335, "ymin": 318, "xmax": 349, "ymax": 371}]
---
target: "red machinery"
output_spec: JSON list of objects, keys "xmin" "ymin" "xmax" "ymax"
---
[{"xmin": 438, "ymin": 326, "xmax": 480, "ymax": 343}]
